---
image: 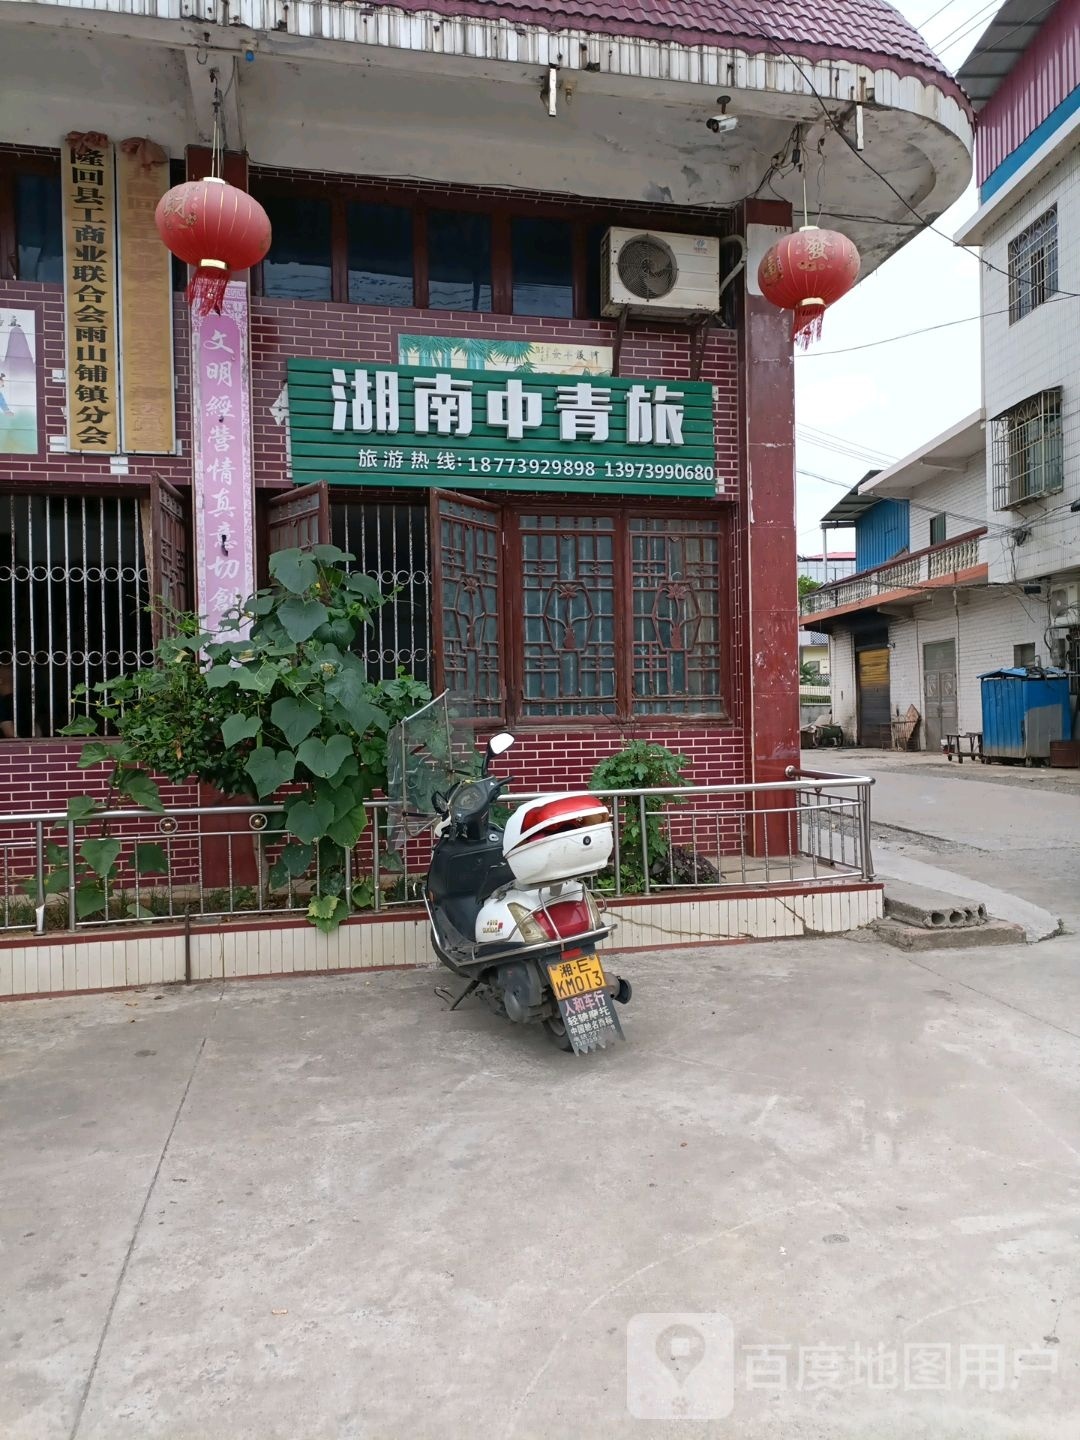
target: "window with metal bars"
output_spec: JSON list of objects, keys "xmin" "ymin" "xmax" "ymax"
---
[
  {"xmin": 1008, "ymin": 206, "xmax": 1058, "ymax": 323},
  {"xmin": 329, "ymin": 500, "xmax": 431, "ymax": 686},
  {"xmin": 0, "ymin": 493, "xmax": 154, "ymax": 737},
  {"xmin": 991, "ymin": 389, "xmax": 1064, "ymax": 509}
]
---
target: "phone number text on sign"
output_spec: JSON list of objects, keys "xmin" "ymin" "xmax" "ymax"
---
[{"xmin": 355, "ymin": 449, "xmax": 717, "ymax": 484}]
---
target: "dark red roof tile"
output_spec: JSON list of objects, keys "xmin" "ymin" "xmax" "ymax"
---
[{"xmin": 385, "ymin": 0, "xmax": 964, "ymax": 101}]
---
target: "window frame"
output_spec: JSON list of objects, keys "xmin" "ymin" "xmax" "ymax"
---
[
  {"xmin": 308, "ymin": 487, "xmax": 732, "ymax": 726},
  {"xmin": 248, "ymin": 171, "xmax": 730, "ymax": 320},
  {"xmin": 0, "ymin": 150, "xmax": 62, "ymax": 283},
  {"xmin": 497, "ymin": 499, "xmax": 731, "ymax": 726},
  {"xmin": 991, "ymin": 388, "xmax": 1064, "ymax": 510},
  {"xmin": 929, "ymin": 512, "xmax": 947, "ymax": 547},
  {"xmin": 1008, "ymin": 205, "xmax": 1058, "ymax": 324},
  {"xmin": 0, "ymin": 481, "xmax": 187, "ymax": 741}
]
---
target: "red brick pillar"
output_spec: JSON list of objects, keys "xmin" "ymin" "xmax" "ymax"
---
[{"xmin": 741, "ymin": 201, "xmax": 800, "ymax": 858}]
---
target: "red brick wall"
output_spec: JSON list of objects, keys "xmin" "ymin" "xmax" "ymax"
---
[
  {"xmin": 0, "ymin": 281, "xmax": 192, "ymax": 489},
  {"xmin": 0, "ymin": 281, "xmax": 752, "ymax": 825},
  {"xmin": 249, "ymin": 298, "xmax": 739, "ymax": 491}
]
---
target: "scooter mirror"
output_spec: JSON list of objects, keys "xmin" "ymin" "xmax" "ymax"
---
[{"xmin": 487, "ymin": 732, "xmax": 515, "ymax": 759}]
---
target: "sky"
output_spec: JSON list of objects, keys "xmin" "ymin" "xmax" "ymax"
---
[{"xmin": 793, "ymin": 0, "xmax": 1001, "ymax": 557}]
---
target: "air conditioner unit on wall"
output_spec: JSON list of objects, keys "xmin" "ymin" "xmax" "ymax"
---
[
  {"xmin": 601, "ymin": 228, "xmax": 720, "ymax": 319},
  {"xmin": 1049, "ymin": 581, "xmax": 1080, "ymax": 628}
]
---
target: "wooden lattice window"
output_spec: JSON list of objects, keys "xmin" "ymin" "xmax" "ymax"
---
[
  {"xmin": 518, "ymin": 513, "xmax": 617, "ymax": 717},
  {"xmin": 630, "ymin": 516, "xmax": 723, "ymax": 714}
]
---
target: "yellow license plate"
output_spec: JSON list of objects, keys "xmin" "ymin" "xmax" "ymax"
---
[{"xmin": 548, "ymin": 953, "xmax": 606, "ymax": 1001}]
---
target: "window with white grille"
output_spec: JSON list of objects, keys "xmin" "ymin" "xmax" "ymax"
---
[
  {"xmin": 992, "ymin": 389, "xmax": 1064, "ymax": 509},
  {"xmin": 1008, "ymin": 206, "xmax": 1058, "ymax": 323}
]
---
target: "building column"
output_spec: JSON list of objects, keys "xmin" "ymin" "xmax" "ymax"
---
[{"xmin": 741, "ymin": 200, "xmax": 800, "ymax": 853}]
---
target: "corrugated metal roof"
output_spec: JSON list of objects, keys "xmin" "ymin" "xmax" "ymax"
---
[
  {"xmin": 819, "ymin": 470, "xmax": 883, "ymax": 528},
  {"xmin": 385, "ymin": 0, "xmax": 958, "ymax": 87},
  {"xmin": 956, "ymin": 0, "xmax": 1061, "ymax": 108}
]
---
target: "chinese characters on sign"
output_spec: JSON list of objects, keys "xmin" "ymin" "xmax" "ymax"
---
[
  {"xmin": 547, "ymin": 956, "xmax": 623, "ymax": 1053},
  {"xmin": 397, "ymin": 334, "xmax": 613, "ymax": 375},
  {"xmin": 62, "ymin": 135, "xmax": 119, "ymax": 453},
  {"xmin": 116, "ymin": 143, "xmax": 175, "ymax": 454},
  {"xmin": 288, "ymin": 360, "xmax": 718, "ymax": 498},
  {"xmin": 191, "ymin": 282, "xmax": 254, "ymax": 641}
]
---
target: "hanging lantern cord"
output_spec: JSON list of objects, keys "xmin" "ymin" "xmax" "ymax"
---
[{"xmin": 209, "ymin": 69, "xmax": 225, "ymax": 179}]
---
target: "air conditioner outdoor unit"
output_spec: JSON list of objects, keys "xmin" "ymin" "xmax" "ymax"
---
[
  {"xmin": 1049, "ymin": 581, "xmax": 1080, "ymax": 627},
  {"xmin": 601, "ymin": 228, "xmax": 720, "ymax": 318}
]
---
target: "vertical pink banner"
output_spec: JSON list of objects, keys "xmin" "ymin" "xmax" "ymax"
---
[{"xmin": 191, "ymin": 281, "xmax": 255, "ymax": 640}]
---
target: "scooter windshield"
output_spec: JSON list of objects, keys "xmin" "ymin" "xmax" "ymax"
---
[{"xmin": 386, "ymin": 691, "xmax": 481, "ymax": 841}]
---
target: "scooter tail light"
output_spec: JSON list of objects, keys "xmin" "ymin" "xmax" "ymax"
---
[
  {"xmin": 505, "ymin": 902, "xmax": 548, "ymax": 944},
  {"xmin": 536, "ymin": 897, "xmax": 595, "ymax": 940}
]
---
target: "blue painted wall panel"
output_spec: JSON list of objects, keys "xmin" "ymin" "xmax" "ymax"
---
[{"xmin": 855, "ymin": 500, "xmax": 910, "ymax": 572}]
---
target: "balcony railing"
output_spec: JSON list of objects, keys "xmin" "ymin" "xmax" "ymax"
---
[
  {"xmin": 800, "ymin": 529, "xmax": 986, "ymax": 618},
  {"xmin": 0, "ymin": 771, "xmax": 874, "ymax": 936}
]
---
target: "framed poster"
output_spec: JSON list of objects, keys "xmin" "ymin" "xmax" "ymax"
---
[{"xmin": 0, "ymin": 307, "xmax": 40, "ymax": 456}]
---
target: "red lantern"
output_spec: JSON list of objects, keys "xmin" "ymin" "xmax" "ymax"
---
[
  {"xmin": 154, "ymin": 176, "xmax": 272, "ymax": 316},
  {"xmin": 757, "ymin": 226, "xmax": 860, "ymax": 347}
]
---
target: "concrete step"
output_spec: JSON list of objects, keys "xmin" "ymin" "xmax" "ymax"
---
[
  {"xmin": 883, "ymin": 880, "xmax": 988, "ymax": 931},
  {"xmin": 871, "ymin": 917, "xmax": 1025, "ymax": 951}
]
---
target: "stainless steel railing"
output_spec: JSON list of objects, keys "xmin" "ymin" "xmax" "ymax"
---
[{"xmin": 0, "ymin": 771, "xmax": 874, "ymax": 935}]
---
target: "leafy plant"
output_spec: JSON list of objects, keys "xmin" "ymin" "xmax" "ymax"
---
[
  {"xmin": 60, "ymin": 546, "xmax": 431, "ymax": 933},
  {"xmin": 590, "ymin": 742, "xmax": 692, "ymax": 894},
  {"xmin": 798, "ymin": 574, "xmax": 822, "ymax": 599}
]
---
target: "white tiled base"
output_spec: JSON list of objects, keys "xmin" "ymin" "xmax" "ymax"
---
[
  {"xmin": 606, "ymin": 886, "xmax": 883, "ymax": 951},
  {"xmin": 0, "ymin": 886, "xmax": 883, "ymax": 998}
]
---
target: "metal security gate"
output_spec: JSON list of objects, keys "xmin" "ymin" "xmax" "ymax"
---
[
  {"xmin": 856, "ymin": 645, "xmax": 891, "ymax": 747},
  {"xmin": 923, "ymin": 640, "xmax": 958, "ymax": 751}
]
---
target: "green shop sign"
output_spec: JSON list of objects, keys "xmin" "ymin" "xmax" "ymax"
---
[{"xmin": 286, "ymin": 359, "xmax": 718, "ymax": 497}]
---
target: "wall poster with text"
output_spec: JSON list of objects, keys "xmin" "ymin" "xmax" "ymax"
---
[{"xmin": 62, "ymin": 134, "xmax": 120, "ymax": 453}]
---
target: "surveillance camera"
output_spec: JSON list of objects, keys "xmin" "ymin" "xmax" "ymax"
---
[{"xmin": 706, "ymin": 115, "xmax": 738, "ymax": 134}]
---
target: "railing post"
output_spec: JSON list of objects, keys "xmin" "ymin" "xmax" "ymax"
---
[
  {"xmin": 371, "ymin": 805, "xmax": 382, "ymax": 913},
  {"xmin": 66, "ymin": 819, "xmax": 77, "ymax": 930},
  {"xmin": 860, "ymin": 782, "xmax": 875, "ymax": 879},
  {"xmin": 612, "ymin": 795, "xmax": 622, "ymax": 898},
  {"xmin": 34, "ymin": 819, "xmax": 46, "ymax": 935},
  {"xmin": 638, "ymin": 793, "xmax": 651, "ymax": 896}
]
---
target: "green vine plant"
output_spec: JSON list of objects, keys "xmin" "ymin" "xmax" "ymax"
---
[{"xmin": 57, "ymin": 546, "xmax": 431, "ymax": 933}]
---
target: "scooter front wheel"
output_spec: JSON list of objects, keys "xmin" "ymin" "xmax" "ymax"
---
[{"xmin": 543, "ymin": 1016, "xmax": 574, "ymax": 1052}]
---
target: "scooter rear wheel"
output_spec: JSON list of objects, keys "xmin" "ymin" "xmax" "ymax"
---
[{"xmin": 543, "ymin": 1016, "xmax": 574, "ymax": 1052}]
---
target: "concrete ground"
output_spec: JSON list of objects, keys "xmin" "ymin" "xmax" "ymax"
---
[
  {"xmin": 816, "ymin": 748, "xmax": 1080, "ymax": 930},
  {"xmin": 3, "ymin": 938, "xmax": 1080, "ymax": 1439}
]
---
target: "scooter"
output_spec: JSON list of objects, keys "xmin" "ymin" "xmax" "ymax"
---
[{"xmin": 422, "ymin": 731, "xmax": 632, "ymax": 1053}]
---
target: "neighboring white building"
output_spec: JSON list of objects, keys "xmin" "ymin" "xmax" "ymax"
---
[
  {"xmin": 800, "ymin": 0, "xmax": 1080, "ymax": 749},
  {"xmin": 956, "ymin": 0, "xmax": 1080, "ymax": 678},
  {"xmin": 801, "ymin": 414, "xmax": 1046, "ymax": 748}
]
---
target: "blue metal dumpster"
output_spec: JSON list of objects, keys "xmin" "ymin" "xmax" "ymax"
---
[{"xmin": 979, "ymin": 667, "xmax": 1070, "ymax": 763}]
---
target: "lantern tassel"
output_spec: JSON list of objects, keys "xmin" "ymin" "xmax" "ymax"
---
[
  {"xmin": 793, "ymin": 300, "xmax": 826, "ymax": 350},
  {"xmin": 186, "ymin": 265, "xmax": 231, "ymax": 317}
]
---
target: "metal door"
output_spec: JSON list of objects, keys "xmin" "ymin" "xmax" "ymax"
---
[
  {"xmin": 923, "ymin": 639, "xmax": 957, "ymax": 750},
  {"xmin": 856, "ymin": 646, "xmax": 891, "ymax": 746}
]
